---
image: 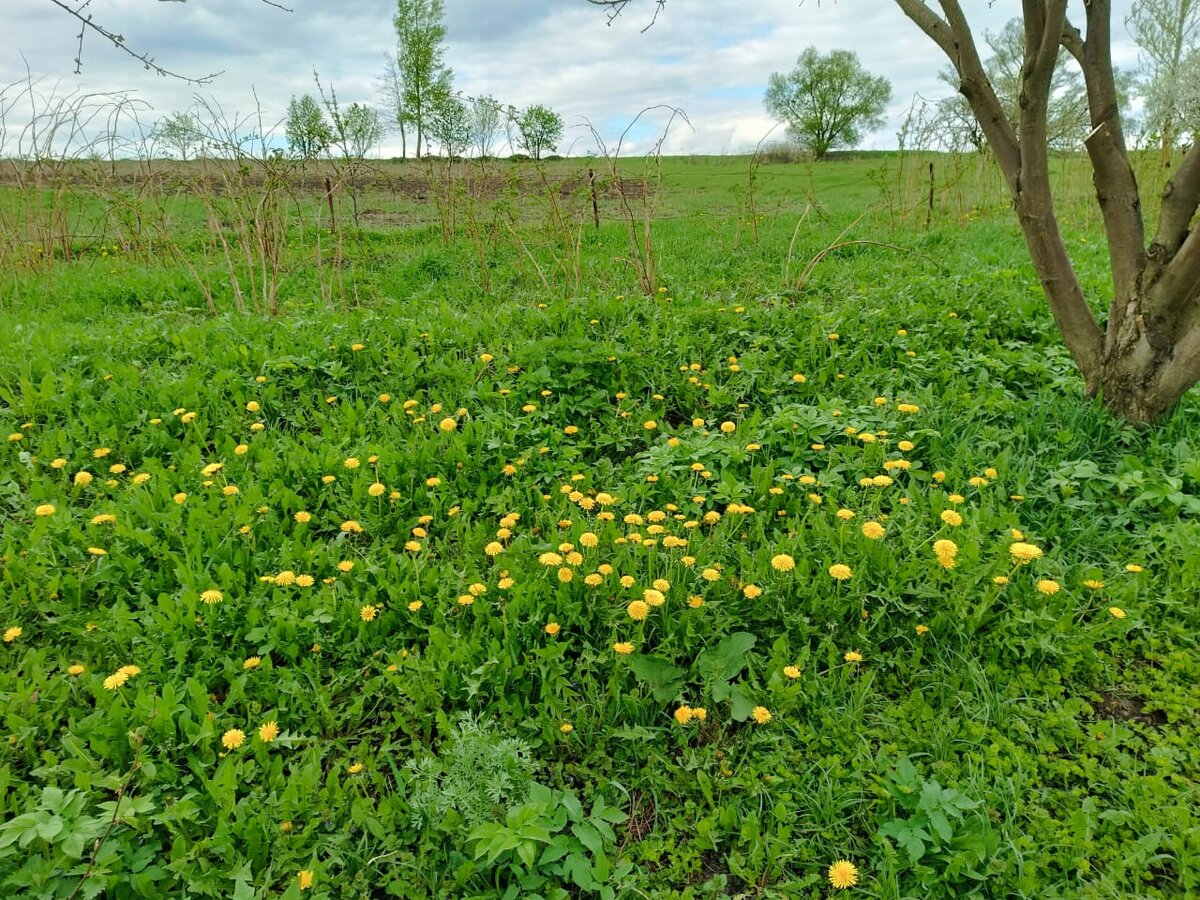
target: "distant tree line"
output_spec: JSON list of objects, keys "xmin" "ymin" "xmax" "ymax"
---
[{"xmin": 150, "ymin": 0, "xmax": 563, "ymax": 161}]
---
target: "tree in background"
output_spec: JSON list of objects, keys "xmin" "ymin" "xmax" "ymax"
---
[
  {"xmin": 285, "ymin": 95, "xmax": 332, "ymax": 159},
  {"xmin": 155, "ymin": 110, "xmax": 201, "ymax": 160},
  {"xmin": 377, "ymin": 53, "xmax": 409, "ymax": 158},
  {"xmin": 763, "ymin": 48, "xmax": 892, "ymax": 160},
  {"xmin": 338, "ymin": 104, "xmax": 384, "ymax": 159},
  {"xmin": 393, "ymin": 0, "xmax": 453, "ymax": 158},
  {"xmin": 936, "ymin": 19, "xmax": 1135, "ymax": 153},
  {"xmin": 429, "ymin": 94, "xmax": 471, "ymax": 157},
  {"xmin": 515, "ymin": 105, "xmax": 564, "ymax": 160},
  {"xmin": 469, "ymin": 95, "xmax": 503, "ymax": 158},
  {"xmin": 1127, "ymin": 0, "xmax": 1200, "ymax": 159}
]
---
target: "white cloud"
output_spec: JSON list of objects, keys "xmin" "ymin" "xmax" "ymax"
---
[{"xmin": 2, "ymin": 0, "xmax": 1141, "ymax": 156}]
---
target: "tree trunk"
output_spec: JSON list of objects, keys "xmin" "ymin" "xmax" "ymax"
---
[
  {"xmin": 1094, "ymin": 309, "xmax": 1193, "ymax": 423},
  {"xmin": 891, "ymin": 0, "xmax": 1200, "ymax": 425}
]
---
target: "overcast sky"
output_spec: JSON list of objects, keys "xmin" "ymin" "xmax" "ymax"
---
[{"xmin": 3, "ymin": 0, "xmax": 1142, "ymax": 156}]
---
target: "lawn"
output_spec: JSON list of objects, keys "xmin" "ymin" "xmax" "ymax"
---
[{"xmin": 0, "ymin": 152, "xmax": 1197, "ymax": 898}]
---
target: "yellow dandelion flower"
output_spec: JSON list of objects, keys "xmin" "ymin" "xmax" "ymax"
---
[
  {"xmin": 861, "ymin": 521, "xmax": 885, "ymax": 540},
  {"xmin": 559, "ymin": 722, "xmax": 573, "ymax": 734},
  {"xmin": 103, "ymin": 671, "xmax": 129, "ymax": 690},
  {"xmin": 360, "ymin": 605, "xmax": 379, "ymax": 621},
  {"xmin": 752, "ymin": 706, "xmax": 772, "ymax": 724},
  {"xmin": 258, "ymin": 721, "xmax": 280, "ymax": 743},
  {"xmin": 3, "ymin": 626, "xmax": 23, "ymax": 643},
  {"xmin": 783, "ymin": 665, "xmax": 801, "ymax": 679},
  {"xmin": 221, "ymin": 728, "xmax": 245, "ymax": 749},
  {"xmin": 844, "ymin": 650, "xmax": 863, "ymax": 663},
  {"xmin": 1036, "ymin": 579, "xmax": 1061, "ymax": 595},
  {"xmin": 627, "ymin": 600, "xmax": 650, "ymax": 621},
  {"xmin": 243, "ymin": 656, "xmax": 262, "ymax": 669},
  {"xmin": 35, "ymin": 503, "xmax": 56, "ymax": 517},
  {"xmin": 771, "ymin": 553, "xmax": 795, "ymax": 573},
  {"xmin": 1009, "ymin": 542, "xmax": 1043, "ymax": 563},
  {"xmin": 1108, "ymin": 606, "xmax": 1126, "ymax": 619},
  {"xmin": 828, "ymin": 564, "xmax": 852, "ymax": 581},
  {"xmin": 828, "ymin": 859, "xmax": 859, "ymax": 890},
  {"xmin": 940, "ymin": 509, "xmax": 963, "ymax": 527},
  {"xmin": 199, "ymin": 589, "xmax": 223, "ymax": 605},
  {"xmin": 67, "ymin": 664, "xmax": 85, "ymax": 676}
]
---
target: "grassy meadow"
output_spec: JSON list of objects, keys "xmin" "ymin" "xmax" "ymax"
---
[{"xmin": 0, "ymin": 151, "xmax": 1198, "ymax": 898}]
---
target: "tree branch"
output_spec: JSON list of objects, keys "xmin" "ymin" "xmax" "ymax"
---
[
  {"xmin": 46, "ymin": 0, "xmax": 293, "ymax": 82},
  {"xmin": 586, "ymin": 0, "xmax": 665, "ymax": 30},
  {"xmin": 1151, "ymin": 140, "xmax": 1200, "ymax": 262},
  {"xmin": 891, "ymin": 1, "xmax": 1020, "ymax": 183},
  {"xmin": 1148, "ymin": 222, "xmax": 1200, "ymax": 316},
  {"xmin": 1155, "ymin": 316, "xmax": 1200, "ymax": 404},
  {"xmin": 1071, "ymin": 0, "xmax": 1147, "ymax": 355}
]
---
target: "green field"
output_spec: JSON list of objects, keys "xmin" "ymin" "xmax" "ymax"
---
[{"xmin": 1, "ymin": 153, "xmax": 1197, "ymax": 898}]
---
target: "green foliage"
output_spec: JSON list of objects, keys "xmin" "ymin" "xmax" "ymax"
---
[
  {"xmin": 467, "ymin": 784, "xmax": 630, "ymax": 897},
  {"xmin": 875, "ymin": 757, "xmax": 997, "ymax": 892}
]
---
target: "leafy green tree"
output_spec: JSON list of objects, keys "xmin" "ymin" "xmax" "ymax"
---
[
  {"xmin": 592, "ymin": 1, "xmax": 1200, "ymax": 423},
  {"xmin": 338, "ymin": 103, "xmax": 384, "ymax": 159},
  {"xmin": 285, "ymin": 95, "xmax": 332, "ymax": 159},
  {"xmin": 393, "ymin": 0, "xmax": 453, "ymax": 158},
  {"xmin": 155, "ymin": 110, "xmax": 200, "ymax": 160},
  {"xmin": 429, "ymin": 94, "xmax": 471, "ymax": 157},
  {"xmin": 763, "ymin": 47, "xmax": 892, "ymax": 160},
  {"xmin": 515, "ymin": 105, "xmax": 564, "ymax": 160},
  {"xmin": 470, "ymin": 95, "xmax": 503, "ymax": 158}
]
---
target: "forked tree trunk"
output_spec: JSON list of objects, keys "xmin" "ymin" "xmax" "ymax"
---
[{"xmin": 893, "ymin": 0, "xmax": 1200, "ymax": 423}]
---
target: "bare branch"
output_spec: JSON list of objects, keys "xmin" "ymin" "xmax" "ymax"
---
[
  {"xmin": 45, "ymin": 0, "xmax": 292, "ymax": 82},
  {"xmin": 914, "ymin": 1, "xmax": 1020, "ymax": 183},
  {"xmin": 586, "ymin": 0, "xmax": 665, "ymax": 30}
]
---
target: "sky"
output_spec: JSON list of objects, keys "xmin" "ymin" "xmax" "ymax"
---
[{"xmin": 2, "ymin": 0, "xmax": 1142, "ymax": 157}]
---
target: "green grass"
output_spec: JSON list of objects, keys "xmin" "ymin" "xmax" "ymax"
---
[{"xmin": 0, "ymin": 153, "xmax": 1197, "ymax": 898}]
